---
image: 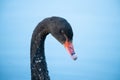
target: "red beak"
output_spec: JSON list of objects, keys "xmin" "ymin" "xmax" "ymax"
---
[{"xmin": 63, "ymin": 40, "xmax": 77, "ymax": 60}]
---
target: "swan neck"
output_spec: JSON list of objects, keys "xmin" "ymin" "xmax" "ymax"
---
[{"xmin": 30, "ymin": 26, "xmax": 50, "ymax": 80}]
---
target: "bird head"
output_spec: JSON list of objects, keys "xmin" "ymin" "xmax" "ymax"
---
[{"xmin": 49, "ymin": 17, "xmax": 77, "ymax": 60}]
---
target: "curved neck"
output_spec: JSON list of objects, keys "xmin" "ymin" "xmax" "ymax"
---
[{"xmin": 30, "ymin": 25, "xmax": 50, "ymax": 80}]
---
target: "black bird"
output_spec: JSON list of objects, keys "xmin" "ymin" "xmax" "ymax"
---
[{"xmin": 30, "ymin": 16, "xmax": 77, "ymax": 80}]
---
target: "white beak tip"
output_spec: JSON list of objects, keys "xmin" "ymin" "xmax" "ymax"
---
[{"xmin": 71, "ymin": 54, "xmax": 77, "ymax": 60}]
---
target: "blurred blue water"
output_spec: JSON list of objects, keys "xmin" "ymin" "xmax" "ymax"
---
[{"xmin": 0, "ymin": 0, "xmax": 120, "ymax": 80}]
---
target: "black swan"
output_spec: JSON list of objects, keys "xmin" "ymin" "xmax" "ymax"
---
[{"xmin": 30, "ymin": 16, "xmax": 77, "ymax": 80}]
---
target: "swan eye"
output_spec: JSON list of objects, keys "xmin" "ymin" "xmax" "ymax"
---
[{"xmin": 60, "ymin": 30, "xmax": 64, "ymax": 34}]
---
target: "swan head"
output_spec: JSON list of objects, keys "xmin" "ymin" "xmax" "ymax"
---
[{"xmin": 49, "ymin": 17, "xmax": 77, "ymax": 60}]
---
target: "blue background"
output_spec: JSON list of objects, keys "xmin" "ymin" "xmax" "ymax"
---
[{"xmin": 0, "ymin": 0, "xmax": 120, "ymax": 80}]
